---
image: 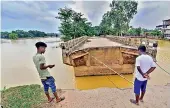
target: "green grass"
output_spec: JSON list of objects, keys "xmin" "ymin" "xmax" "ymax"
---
[{"xmin": 1, "ymin": 84, "xmax": 46, "ymax": 108}]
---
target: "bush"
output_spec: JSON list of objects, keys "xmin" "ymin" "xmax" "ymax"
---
[{"xmin": 8, "ymin": 33, "xmax": 18, "ymax": 39}]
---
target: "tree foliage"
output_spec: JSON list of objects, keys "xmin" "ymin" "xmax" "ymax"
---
[
  {"xmin": 150, "ymin": 29, "xmax": 163, "ymax": 36},
  {"xmin": 127, "ymin": 27, "xmax": 142, "ymax": 36},
  {"xmin": 127, "ymin": 27, "xmax": 136, "ymax": 36},
  {"xmin": 1, "ymin": 30, "xmax": 57, "ymax": 39},
  {"xmin": 127, "ymin": 27, "xmax": 163, "ymax": 37},
  {"xmin": 56, "ymin": 1, "xmax": 138, "ymax": 41},
  {"xmin": 100, "ymin": 0, "xmax": 138, "ymax": 36},
  {"xmin": 1, "ymin": 32, "xmax": 9, "ymax": 38},
  {"xmin": 135, "ymin": 27, "xmax": 142, "ymax": 36},
  {"xmin": 56, "ymin": 7, "xmax": 97, "ymax": 41},
  {"xmin": 9, "ymin": 33, "xmax": 18, "ymax": 39}
]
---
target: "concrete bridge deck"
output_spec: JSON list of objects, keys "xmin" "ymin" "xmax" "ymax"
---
[{"xmin": 79, "ymin": 37, "xmax": 134, "ymax": 50}]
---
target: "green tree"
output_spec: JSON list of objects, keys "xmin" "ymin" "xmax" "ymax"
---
[
  {"xmin": 1, "ymin": 32, "xmax": 9, "ymax": 38},
  {"xmin": 128, "ymin": 27, "xmax": 136, "ymax": 36},
  {"xmin": 93, "ymin": 26, "xmax": 100, "ymax": 36},
  {"xmin": 56, "ymin": 7, "xmax": 75, "ymax": 41},
  {"xmin": 28, "ymin": 30, "xmax": 47, "ymax": 37},
  {"xmin": 150, "ymin": 29, "xmax": 162, "ymax": 36},
  {"xmin": 100, "ymin": 11, "xmax": 112, "ymax": 35},
  {"xmin": 100, "ymin": 0, "xmax": 138, "ymax": 36},
  {"xmin": 9, "ymin": 33, "xmax": 18, "ymax": 39},
  {"xmin": 1, "ymin": 30, "xmax": 49, "ymax": 39},
  {"xmin": 127, "ymin": 27, "xmax": 143, "ymax": 36},
  {"xmin": 135, "ymin": 27, "xmax": 142, "ymax": 36},
  {"xmin": 56, "ymin": 1, "xmax": 138, "ymax": 40},
  {"xmin": 56, "ymin": 7, "xmax": 95, "ymax": 41}
]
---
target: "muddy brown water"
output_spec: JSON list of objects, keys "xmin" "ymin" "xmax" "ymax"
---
[
  {"xmin": 1, "ymin": 38, "xmax": 170, "ymax": 90},
  {"xmin": 1, "ymin": 38, "xmax": 75, "ymax": 90}
]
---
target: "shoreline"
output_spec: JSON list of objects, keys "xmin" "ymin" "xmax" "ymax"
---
[
  {"xmin": 1, "ymin": 36, "xmax": 59, "ymax": 40},
  {"xmin": 1, "ymin": 36, "xmax": 169, "ymax": 41},
  {"xmin": 1, "ymin": 37, "xmax": 62, "ymax": 44}
]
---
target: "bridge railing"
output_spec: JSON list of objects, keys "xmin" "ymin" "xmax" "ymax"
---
[
  {"xmin": 60, "ymin": 36, "xmax": 89, "ymax": 55},
  {"xmin": 106, "ymin": 36, "xmax": 158, "ymax": 61},
  {"xmin": 106, "ymin": 36, "xmax": 158, "ymax": 48}
]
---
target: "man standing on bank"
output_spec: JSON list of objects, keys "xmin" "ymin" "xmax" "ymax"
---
[
  {"xmin": 33, "ymin": 42, "xmax": 65, "ymax": 103},
  {"xmin": 130, "ymin": 45, "xmax": 156, "ymax": 105}
]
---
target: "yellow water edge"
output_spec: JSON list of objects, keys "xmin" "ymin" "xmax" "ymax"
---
[{"xmin": 76, "ymin": 75, "xmax": 133, "ymax": 90}]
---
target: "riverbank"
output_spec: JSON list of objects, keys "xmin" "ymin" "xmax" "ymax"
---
[
  {"xmin": 1, "ymin": 37, "xmax": 62, "ymax": 44},
  {"xmin": 1, "ymin": 36, "xmax": 60, "ymax": 41},
  {"xmin": 1, "ymin": 84, "xmax": 170, "ymax": 108}
]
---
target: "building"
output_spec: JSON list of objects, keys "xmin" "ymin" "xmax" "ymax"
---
[{"xmin": 156, "ymin": 19, "xmax": 170, "ymax": 38}]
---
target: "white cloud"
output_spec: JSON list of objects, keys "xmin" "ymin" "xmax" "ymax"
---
[
  {"xmin": 67, "ymin": 1, "xmax": 111, "ymax": 26},
  {"xmin": 2, "ymin": 1, "xmax": 45, "ymax": 17},
  {"xmin": 1, "ymin": 1, "xmax": 60, "ymax": 32},
  {"xmin": 2, "ymin": 1, "xmax": 170, "ymax": 32},
  {"xmin": 68, "ymin": 1, "xmax": 91, "ymax": 22},
  {"xmin": 130, "ymin": 1, "xmax": 170, "ymax": 29}
]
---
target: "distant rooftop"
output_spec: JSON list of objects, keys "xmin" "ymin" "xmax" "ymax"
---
[
  {"xmin": 156, "ymin": 25, "xmax": 163, "ymax": 27},
  {"xmin": 163, "ymin": 19, "xmax": 170, "ymax": 21},
  {"xmin": 156, "ymin": 24, "xmax": 170, "ymax": 28}
]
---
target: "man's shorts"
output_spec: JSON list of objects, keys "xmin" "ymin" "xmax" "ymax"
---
[
  {"xmin": 134, "ymin": 78, "xmax": 147, "ymax": 95},
  {"xmin": 41, "ymin": 76, "xmax": 56, "ymax": 93}
]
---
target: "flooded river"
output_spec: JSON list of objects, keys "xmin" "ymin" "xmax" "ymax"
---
[
  {"xmin": 1, "ymin": 38, "xmax": 170, "ymax": 90},
  {"xmin": 1, "ymin": 38, "xmax": 75, "ymax": 90}
]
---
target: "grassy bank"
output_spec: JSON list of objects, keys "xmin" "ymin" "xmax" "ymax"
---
[{"xmin": 1, "ymin": 85, "xmax": 46, "ymax": 108}]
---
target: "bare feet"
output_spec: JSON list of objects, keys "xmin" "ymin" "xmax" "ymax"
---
[
  {"xmin": 139, "ymin": 98, "xmax": 144, "ymax": 102},
  {"xmin": 48, "ymin": 97, "xmax": 55, "ymax": 103},
  {"xmin": 56, "ymin": 97, "xmax": 65, "ymax": 103},
  {"xmin": 130, "ymin": 99, "xmax": 139, "ymax": 105}
]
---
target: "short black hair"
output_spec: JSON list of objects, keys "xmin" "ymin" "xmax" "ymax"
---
[
  {"xmin": 138, "ymin": 45, "xmax": 146, "ymax": 52},
  {"xmin": 35, "ymin": 42, "xmax": 47, "ymax": 48}
]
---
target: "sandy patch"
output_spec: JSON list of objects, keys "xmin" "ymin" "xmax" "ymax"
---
[{"xmin": 39, "ymin": 84, "xmax": 170, "ymax": 108}]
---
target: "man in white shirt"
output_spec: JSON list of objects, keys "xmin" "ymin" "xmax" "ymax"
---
[{"xmin": 130, "ymin": 45, "xmax": 156, "ymax": 105}]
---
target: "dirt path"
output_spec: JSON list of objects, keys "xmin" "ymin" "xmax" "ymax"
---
[{"xmin": 39, "ymin": 84, "xmax": 170, "ymax": 108}]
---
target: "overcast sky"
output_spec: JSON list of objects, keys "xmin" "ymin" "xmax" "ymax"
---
[{"xmin": 1, "ymin": 0, "xmax": 170, "ymax": 33}]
